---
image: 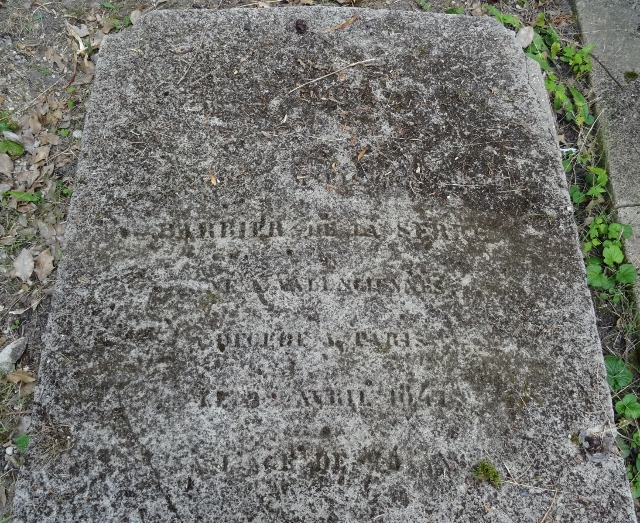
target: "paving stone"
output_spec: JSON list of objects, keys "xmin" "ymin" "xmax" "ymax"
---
[{"xmin": 13, "ymin": 7, "xmax": 636, "ymax": 522}]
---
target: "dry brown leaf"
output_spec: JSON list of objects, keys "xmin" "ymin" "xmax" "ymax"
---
[
  {"xmin": 34, "ymin": 249, "xmax": 54, "ymax": 281},
  {"xmin": 39, "ymin": 132, "xmax": 61, "ymax": 146},
  {"xmin": 0, "ymin": 153, "xmax": 13, "ymax": 176},
  {"xmin": 16, "ymin": 167, "xmax": 41, "ymax": 188},
  {"xmin": 101, "ymin": 21, "xmax": 115, "ymax": 34},
  {"xmin": 28, "ymin": 114, "xmax": 42, "ymax": 133},
  {"xmin": 52, "ymin": 54, "xmax": 66, "ymax": 72},
  {"xmin": 92, "ymin": 30, "xmax": 105, "ymax": 49},
  {"xmin": 31, "ymin": 145, "xmax": 51, "ymax": 165},
  {"xmin": 41, "ymin": 164, "xmax": 54, "ymax": 177},
  {"xmin": 68, "ymin": 24, "xmax": 89, "ymax": 38},
  {"xmin": 19, "ymin": 382, "xmax": 36, "ymax": 397},
  {"xmin": 357, "ymin": 146, "xmax": 369, "ymax": 161},
  {"xmin": 19, "ymin": 130, "xmax": 39, "ymax": 154},
  {"xmin": 320, "ymin": 14, "xmax": 359, "ymax": 34},
  {"xmin": 38, "ymin": 221, "xmax": 55, "ymax": 240},
  {"xmin": 10, "ymin": 249, "xmax": 34, "ymax": 282},
  {"xmin": 73, "ymin": 72, "xmax": 94, "ymax": 85},
  {"xmin": 6, "ymin": 370, "xmax": 36, "ymax": 384}
]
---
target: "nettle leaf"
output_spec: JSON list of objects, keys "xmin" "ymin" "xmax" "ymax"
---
[
  {"xmin": 586, "ymin": 185, "xmax": 606, "ymax": 197},
  {"xmin": 622, "ymin": 224, "xmax": 634, "ymax": 239},
  {"xmin": 582, "ymin": 43, "xmax": 594, "ymax": 55},
  {"xmin": 569, "ymin": 86, "xmax": 587, "ymax": 105},
  {"xmin": 605, "ymin": 356, "xmax": 633, "ymax": 391},
  {"xmin": 525, "ymin": 52, "xmax": 552, "ymax": 71},
  {"xmin": 616, "ymin": 394, "xmax": 640, "ymax": 419},
  {"xmin": 603, "ymin": 245, "xmax": 624, "ymax": 267},
  {"xmin": 617, "ymin": 264, "xmax": 637, "ymax": 284},
  {"xmin": 587, "ymin": 166, "xmax": 608, "ymax": 185},
  {"xmin": 544, "ymin": 28, "xmax": 559, "ymax": 45},
  {"xmin": 586, "ymin": 264, "xmax": 615, "ymax": 289},
  {"xmin": 529, "ymin": 33, "xmax": 546, "ymax": 53},
  {"xmin": 0, "ymin": 140, "xmax": 25, "ymax": 157}
]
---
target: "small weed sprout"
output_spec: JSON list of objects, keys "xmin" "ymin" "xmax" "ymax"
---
[
  {"xmin": 625, "ymin": 71, "xmax": 638, "ymax": 81},
  {"xmin": 472, "ymin": 460, "xmax": 501, "ymax": 487}
]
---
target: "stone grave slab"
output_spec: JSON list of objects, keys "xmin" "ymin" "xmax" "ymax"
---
[{"xmin": 13, "ymin": 7, "xmax": 635, "ymax": 522}]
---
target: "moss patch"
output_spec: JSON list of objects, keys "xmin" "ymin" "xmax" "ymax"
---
[{"xmin": 473, "ymin": 460, "xmax": 501, "ymax": 487}]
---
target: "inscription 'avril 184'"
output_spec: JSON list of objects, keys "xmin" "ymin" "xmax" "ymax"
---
[{"xmin": 14, "ymin": 7, "xmax": 635, "ymax": 523}]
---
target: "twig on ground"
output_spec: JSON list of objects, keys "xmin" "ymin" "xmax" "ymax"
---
[
  {"xmin": 177, "ymin": 36, "xmax": 205, "ymax": 85},
  {"xmin": 19, "ymin": 77, "xmax": 65, "ymax": 115},
  {"xmin": 539, "ymin": 490, "xmax": 558, "ymax": 523},
  {"xmin": 320, "ymin": 14, "xmax": 359, "ymax": 34},
  {"xmin": 287, "ymin": 58, "xmax": 376, "ymax": 94},
  {"xmin": 0, "ymin": 410, "xmax": 31, "ymax": 416},
  {"xmin": 590, "ymin": 53, "xmax": 624, "ymax": 89}
]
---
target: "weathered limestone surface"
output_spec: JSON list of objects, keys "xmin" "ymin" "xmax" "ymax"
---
[{"xmin": 13, "ymin": 7, "xmax": 635, "ymax": 522}]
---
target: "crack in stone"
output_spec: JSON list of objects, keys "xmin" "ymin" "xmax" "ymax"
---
[{"xmin": 116, "ymin": 393, "xmax": 181, "ymax": 518}]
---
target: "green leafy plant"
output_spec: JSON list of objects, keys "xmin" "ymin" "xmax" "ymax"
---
[
  {"xmin": 517, "ymin": 15, "xmax": 594, "ymax": 126},
  {"xmin": 608, "ymin": 357, "xmax": 640, "ymax": 498},
  {"xmin": 56, "ymin": 180, "xmax": 73, "ymax": 197},
  {"xmin": 472, "ymin": 460, "xmax": 501, "ymax": 487},
  {"xmin": 101, "ymin": 2, "xmax": 131, "ymax": 30},
  {"xmin": 584, "ymin": 231, "xmax": 636, "ymax": 302},
  {"xmin": 485, "ymin": 5, "xmax": 522, "ymax": 29},
  {"xmin": 606, "ymin": 356, "xmax": 634, "ymax": 391},
  {"xmin": 0, "ymin": 139, "xmax": 25, "ymax": 158},
  {"xmin": 569, "ymin": 166, "xmax": 638, "ymax": 301},
  {"xmin": 445, "ymin": 7, "xmax": 464, "ymax": 14},
  {"xmin": 33, "ymin": 64, "xmax": 52, "ymax": 76},
  {"xmin": 416, "ymin": 0, "xmax": 431, "ymax": 11},
  {"xmin": 13, "ymin": 434, "xmax": 30, "ymax": 453},
  {"xmin": 569, "ymin": 166, "xmax": 608, "ymax": 205},
  {"xmin": 2, "ymin": 190, "xmax": 41, "ymax": 203},
  {"xmin": 545, "ymin": 75, "xmax": 594, "ymax": 126},
  {"xmin": 560, "ymin": 44, "xmax": 593, "ymax": 77},
  {"xmin": 0, "ymin": 111, "xmax": 19, "ymax": 133},
  {"xmin": 617, "ymin": 395, "xmax": 640, "ymax": 419},
  {"xmin": 618, "ymin": 431, "xmax": 640, "ymax": 498},
  {"xmin": 104, "ymin": 15, "xmax": 131, "ymax": 30},
  {"xmin": 625, "ymin": 71, "xmax": 639, "ymax": 81}
]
